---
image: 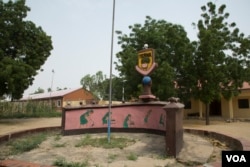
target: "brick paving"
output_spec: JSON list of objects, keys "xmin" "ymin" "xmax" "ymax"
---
[{"xmin": 0, "ymin": 118, "xmax": 249, "ymax": 167}]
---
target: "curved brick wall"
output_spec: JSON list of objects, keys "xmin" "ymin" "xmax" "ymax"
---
[
  {"xmin": 62, "ymin": 102, "xmax": 167, "ymax": 135},
  {"xmin": 184, "ymin": 129, "xmax": 245, "ymax": 150}
]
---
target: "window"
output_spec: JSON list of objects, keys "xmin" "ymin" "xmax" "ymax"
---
[
  {"xmin": 238, "ymin": 99, "xmax": 249, "ymax": 109},
  {"xmin": 184, "ymin": 101, "xmax": 191, "ymax": 109},
  {"xmin": 57, "ymin": 100, "xmax": 61, "ymax": 107}
]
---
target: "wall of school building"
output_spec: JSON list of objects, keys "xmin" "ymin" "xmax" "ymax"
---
[
  {"xmin": 62, "ymin": 89, "xmax": 96, "ymax": 107},
  {"xmin": 184, "ymin": 90, "xmax": 250, "ymax": 119}
]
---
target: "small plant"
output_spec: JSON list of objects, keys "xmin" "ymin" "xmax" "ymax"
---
[
  {"xmin": 75, "ymin": 135, "xmax": 135, "ymax": 149},
  {"xmin": 54, "ymin": 135, "xmax": 62, "ymax": 141},
  {"xmin": 53, "ymin": 157, "xmax": 89, "ymax": 167},
  {"xmin": 108, "ymin": 153, "xmax": 118, "ymax": 163},
  {"xmin": 52, "ymin": 142, "xmax": 66, "ymax": 148},
  {"xmin": 156, "ymin": 154, "xmax": 168, "ymax": 160},
  {"xmin": 7, "ymin": 132, "xmax": 47, "ymax": 154},
  {"xmin": 127, "ymin": 152, "xmax": 138, "ymax": 161}
]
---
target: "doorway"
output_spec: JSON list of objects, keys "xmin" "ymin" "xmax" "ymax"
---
[{"xmin": 209, "ymin": 100, "xmax": 221, "ymax": 116}]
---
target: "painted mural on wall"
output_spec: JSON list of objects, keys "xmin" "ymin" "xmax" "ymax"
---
[
  {"xmin": 79, "ymin": 109, "xmax": 94, "ymax": 128},
  {"xmin": 65, "ymin": 106, "xmax": 166, "ymax": 131}
]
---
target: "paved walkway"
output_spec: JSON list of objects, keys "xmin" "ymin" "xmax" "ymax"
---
[
  {"xmin": 184, "ymin": 119, "xmax": 250, "ymax": 140},
  {"xmin": 1, "ymin": 118, "xmax": 249, "ymax": 142},
  {"xmin": 0, "ymin": 117, "xmax": 249, "ymax": 167}
]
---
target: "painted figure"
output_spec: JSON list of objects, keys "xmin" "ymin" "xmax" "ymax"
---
[
  {"xmin": 144, "ymin": 109, "xmax": 152, "ymax": 123},
  {"xmin": 80, "ymin": 109, "xmax": 94, "ymax": 128},
  {"xmin": 102, "ymin": 111, "xmax": 110, "ymax": 125},
  {"xmin": 123, "ymin": 114, "xmax": 134, "ymax": 128},
  {"xmin": 159, "ymin": 113, "xmax": 165, "ymax": 127},
  {"xmin": 102, "ymin": 111, "xmax": 116, "ymax": 125}
]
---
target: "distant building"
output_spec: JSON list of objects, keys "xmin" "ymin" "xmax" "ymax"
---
[
  {"xmin": 184, "ymin": 81, "xmax": 250, "ymax": 120},
  {"xmin": 20, "ymin": 88, "xmax": 97, "ymax": 111}
]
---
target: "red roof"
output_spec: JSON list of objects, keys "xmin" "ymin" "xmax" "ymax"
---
[
  {"xmin": 20, "ymin": 88, "xmax": 82, "ymax": 100},
  {"xmin": 241, "ymin": 81, "xmax": 250, "ymax": 90}
]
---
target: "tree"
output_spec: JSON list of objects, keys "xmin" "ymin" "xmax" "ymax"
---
[
  {"xmin": 80, "ymin": 71, "xmax": 108, "ymax": 100},
  {"xmin": 103, "ymin": 76, "xmax": 128, "ymax": 101},
  {"xmin": 186, "ymin": 2, "xmax": 250, "ymax": 125},
  {"xmin": 0, "ymin": 0, "xmax": 53, "ymax": 100},
  {"xmin": 115, "ymin": 16, "xmax": 194, "ymax": 100},
  {"xmin": 33, "ymin": 87, "xmax": 44, "ymax": 94}
]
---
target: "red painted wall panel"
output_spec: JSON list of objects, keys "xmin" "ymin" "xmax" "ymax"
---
[{"xmin": 64, "ymin": 105, "xmax": 166, "ymax": 131}]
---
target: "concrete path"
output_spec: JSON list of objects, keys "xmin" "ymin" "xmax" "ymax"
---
[
  {"xmin": 183, "ymin": 119, "xmax": 250, "ymax": 143},
  {"xmin": 0, "ymin": 118, "xmax": 61, "ymax": 135},
  {"xmin": 1, "ymin": 117, "xmax": 249, "ymax": 141}
]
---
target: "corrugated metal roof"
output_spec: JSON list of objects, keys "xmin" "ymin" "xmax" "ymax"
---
[{"xmin": 20, "ymin": 88, "xmax": 82, "ymax": 100}]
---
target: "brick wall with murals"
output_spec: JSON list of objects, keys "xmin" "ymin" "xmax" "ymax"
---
[{"xmin": 62, "ymin": 103, "xmax": 167, "ymax": 132}]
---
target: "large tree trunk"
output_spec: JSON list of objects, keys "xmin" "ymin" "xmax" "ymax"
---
[{"xmin": 205, "ymin": 103, "xmax": 210, "ymax": 125}]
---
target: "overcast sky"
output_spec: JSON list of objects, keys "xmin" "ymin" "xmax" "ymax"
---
[{"xmin": 23, "ymin": 0, "xmax": 250, "ymax": 95}]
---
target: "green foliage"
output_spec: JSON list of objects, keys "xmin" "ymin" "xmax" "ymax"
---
[
  {"xmin": 108, "ymin": 154, "xmax": 118, "ymax": 163},
  {"xmin": 115, "ymin": 3, "xmax": 250, "ymax": 106},
  {"xmin": 52, "ymin": 142, "xmax": 66, "ymax": 148},
  {"xmin": 0, "ymin": 0, "xmax": 53, "ymax": 100},
  {"xmin": 33, "ymin": 87, "xmax": 45, "ymax": 94},
  {"xmin": 188, "ymin": 2, "xmax": 250, "ymax": 103},
  {"xmin": 80, "ymin": 71, "xmax": 107, "ymax": 100},
  {"xmin": 75, "ymin": 134, "xmax": 135, "ymax": 149},
  {"xmin": 7, "ymin": 132, "xmax": 48, "ymax": 154},
  {"xmin": 115, "ymin": 16, "xmax": 193, "ymax": 100},
  {"xmin": 80, "ymin": 71, "xmax": 127, "ymax": 101},
  {"xmin": 0, "ymin": 101, "xmax": 61, "ymax": 118},
  {"xmin": 184, "ymin": 2, "xmax": 250, "ymax": 124},
  {"xmin": 107, "ymin": 76, "xmax": 128, "ymax": 101},
  {"xmin": 53, "ymin": 157, "xmax": 89, "ymax": 167},
  {"xmin": 126, "ymin": 152, "xmax": 138, "ymax": 161}
]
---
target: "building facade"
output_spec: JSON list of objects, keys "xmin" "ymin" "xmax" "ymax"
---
[
  {"xmin": 184, "ymin": 82, "xmax": 250, "ymax": 119},
  {"xmin": 21, "ymin": 88, "xmax": 96, "ymax": 111}
]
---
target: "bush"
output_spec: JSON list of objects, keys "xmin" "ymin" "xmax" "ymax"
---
[
  {"xmin": 0, "ymin": 101, "xmax": 61, "ymax": 118},
  {"xmin": 53, "ymin": 158, "xmax": 89, "ymax": 167}
]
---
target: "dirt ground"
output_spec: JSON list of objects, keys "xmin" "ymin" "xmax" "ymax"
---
[
  {"xmin": 0, "ymin": 132, "xmax": 228, "ymax": 167},
  {"xmin": 0, "ymin": 118, "xmax": 236, "ymax": 167},
  {"xmin": 0, "ymin": 118, "xmax": 61, "ymax": 135}
]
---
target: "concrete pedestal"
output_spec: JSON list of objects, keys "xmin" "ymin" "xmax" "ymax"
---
[{"xmin": 163, "ymin": 98, "xmax": 184, "ymax": 157}]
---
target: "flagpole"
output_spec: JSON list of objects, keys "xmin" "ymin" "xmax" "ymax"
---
[{"xmin": 108, "ymin": 0, "xmax": 116, "ymax": 143}]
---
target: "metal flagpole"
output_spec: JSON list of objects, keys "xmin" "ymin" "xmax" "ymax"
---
[{"xmin": 108, "ymin": 0, "xmax": 116, "ymax": 143}]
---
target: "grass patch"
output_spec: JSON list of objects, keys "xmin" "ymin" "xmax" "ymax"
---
[
  {"xmin": 7, "ymin": 132, "xmax": 48, "ymax": 154},
  {"xmin": 53, "ymin": 157, "xmax": 89, "ymax": 167},
  {"xmin": 52, "ymin": 142, "xmax": 66, "ymax": 148},
  {"xmin": 127, "ymin": 152, "xmax": 138, "ymax": 161},
  {"xmin": 108, "ymin": 153, "xmax": 118, "ymax": 163},
  {"xmin": 51, "ymin": 134, "xmax": 65, "ymax": 147},
  {"xmin": 155, "ymin": 154, "xmax": 168, "ymax": 160},
  {"xmin": 75, "ymin": 135, "xmax": 135, "ymax": 149},
  {"xmin": 54, "ymin": 134, "xmax": 62, "ymax": 141}
]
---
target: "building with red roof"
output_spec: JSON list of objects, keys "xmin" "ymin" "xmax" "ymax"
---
[
  {"xmin": 20, "ymin": 88, "xmax": 97, "ymax": 111},
  {"xmin": 184, "ymin": 82, "xmax": 250, "ymax": 120}
]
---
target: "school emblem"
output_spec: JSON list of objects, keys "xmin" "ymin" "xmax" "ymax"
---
[{"xmin": 136, "ymin": 48, "xmax": 157, "ymax": 76}]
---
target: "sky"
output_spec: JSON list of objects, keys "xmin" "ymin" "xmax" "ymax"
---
[{"xmin": 23, "ymin": 0, "xmax": 250, "ymax": 95}]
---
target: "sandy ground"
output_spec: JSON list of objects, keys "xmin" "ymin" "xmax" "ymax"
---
[
  {"xmin": 0, "ymin": 132, "xmax": 226, "ymax": 167},
  {"xmin": 0, "ymin": 118, "xmax": 61, "ymax": 135},
  {"xmin": 1, "ymin": 118, "xmax": 246, "ymax": 167}
]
